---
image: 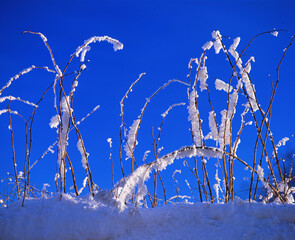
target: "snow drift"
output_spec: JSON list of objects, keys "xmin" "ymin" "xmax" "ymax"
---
[{"xmin": 1, "ymin": 194, "xmax": 295, "ymax": 240}]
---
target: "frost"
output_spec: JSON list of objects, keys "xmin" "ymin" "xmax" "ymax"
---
[
  {"xmin": 199, "ymin": 66, "xmax": 208, "ymax": 92},
  {"xmin": 114, "ymin": 145, "xmax": 221, "ymax": 211},
  {"xmin": 173, "ymin": 169, "xmax": 181, "ymax": 177},
  {"xmin": 188, "ymin": 90, "xmax": 203, "ymax": 146},
  {"xmin": 271, "ymin": 31, "xmax": 279, "ymax": 37},
  {"xmin": 273, "ymin": 137, "xmax": 289, "ymax": 155},
  {"xmin": 242, "ymin": 73, "xmax": 258, "ymax": 112},
  {"xmin": 77, "ymin": 139, "xmax": 89, "ymax": 169},
  {"xmin": 107, "ymin": 138, "xmax": 112, "ymax": 146},
  {"xmin": 212, "ymin": 30, "xmax": 222, "ymax": 54},
  {"xmin": 75, "ymin": 36, "xmax": 123, "ymax": 61},
  {"xmin": 202, "ymin": 41, "xmax": 213, "ymax": 51},
  {"xmin": 161, "ymin": 103, "xmax": 185, "ymax": 118},
  {"xmin": 81, "ymin": 64, "xmax": 87, "ymax": 70},
  {"xmin": 0, "ymin": 109, "xmax": 18, "ymax": 116},
  {"xmin": 124, "ymin": 119, "xmax": 140, "ymax": 159},
  {"xmin": 57, "ymin": 96, "xmax": 72, "ymax": 178},
  {"xmin": 228, "ymin": 37, "xmax": 243, "ymax": 70},
  {"xmin": 276, "ymin": 137, "xmax": 289, "ymax": 149},
  {"xmin": 80, "ymin": 46, "xmax": 90, "ymax": 62},
  {"xmin": 207, "ymin": 111, "xmax": 218, "ymax": 141},
  {"xmin": 0, "ymin": 65, "xmax": 36, "ymax": 95},
  {"xmin": 142, "ymin": 150, "xmax": 150, "ymax": 163},
  {"xmin": 49, "ymin": 115, "xmax": 60, "ymax": 128},
  {"xmin": 78, "ymin": 177, "xmax": 88, "ymax": 195},
  {"xmin": 215, "ymin": 79, "xmax": 233, "ymax": 92},
  {"xmin": 219, "ymin": 110, "xmax": 231, "ymax": 149},
  {"xmin": 0, "ymin": 95, "xmax": 37, "ymax": 107}
]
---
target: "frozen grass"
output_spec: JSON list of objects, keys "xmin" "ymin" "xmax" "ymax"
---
[{"xmin": 1, "ymin": 30, "xmax": 295, "ymax": 217}]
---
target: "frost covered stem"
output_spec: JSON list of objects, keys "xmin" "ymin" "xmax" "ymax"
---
[
  {"xmin": 187, "ymin": 59, "xmax": 204, "ymax": 202},
  {"xmin": 22, "ymin": 31, "xmax": 62, "ymax": 77},
  {"xmin": 120, "ymin": 73, "xmax": 146, "ymax": 178},
  {"xmin": 7, "ymin": 101, "xmax": 20, "ymax": 199}
]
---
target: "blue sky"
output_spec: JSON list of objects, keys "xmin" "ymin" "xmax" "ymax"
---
[{"xmin": 1, "ymin": 0, "xmax": 295, "ymax": 203}]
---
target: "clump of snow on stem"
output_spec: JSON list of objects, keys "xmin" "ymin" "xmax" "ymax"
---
[
  {"xmin": 212, "ymin": 31, "xmax": 222, "ymax": 54},
  {"xmin": 274, "ymin": 137, "xmax": 289, "ymax": 155},
  {"xmin": 77, "ymin": 139, "xmax": 88, "ymax": 169},
  {"xmin": 0, "ymin": 109, "xmax": 18, "ymax": 116},
  {"xmin": 228, "ymin": 37, "xmax": 243, "ymax": 71},
  {"xmin": 124, "ymin": 119, "xmax": 140, "ymax": 159},
  {"xmin": 78, "ymin": 177, "xmax": 88, "ymax": 195},
  {"xmin": 202, "ymin": 41, "xmax": 213, "ymax": 51},
  {"xmin": 213, "ymin": 163, "xmax": 222, "ymax": 203},
  {"xmin": 198, "ymin": 64, "xmax": 208, "ymax": 92},
  {"xmin": 218, "ymin": 79, "xmax": 240, "ymax": 149},
  {"xmin": 215, "ymin": 79, "xmax": 233, "ymax": 93},
  {"xmin": 207, "ymin": 111, "xmax": 219, "ymax": 141},
  {"xmin": 75, "ymin": 36, "xmax": 123, "ymax": 62},
  {"xmin": 188, "ymin": 90, "xmax": 203, "ymax": 146},
  {"xmin": 57, "ymin": 96, "xmax": 72, "ymax": 178},
  {"xmin": 271, "ymin": 31, "xmax": 279, "ymax": 37},
  {"xmin": 242, "ymin": 57, "xmax": 258, "ymax": 112},
  {"xmin": 49, "ymin": 115, "xmax": 60, "ymax": 128}
]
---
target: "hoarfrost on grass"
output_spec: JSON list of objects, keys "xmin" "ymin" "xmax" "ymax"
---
[
  {"xmin": 49, "ymin": 115, "xmax": 60, "ymax": 128},
  {"xmin": 124, "ymin": 119, "xmax": 140, "ymax": 159},
  {"xmin": 212, "ymin": 30, "xmax": 223, "ymax": 54},
  {"xmin": 202, "ymin": 41, "xmax": 213, "ymax": 51},
  {"xmin": 215, "ymin": 79, "xmax": 233, "ymax": 92},
  {"xmin": 77, "ymin": 139, "xmax": 89, "ymax": 169},
  {"xmin": 188, "ymin": 90, "xmax": 203, "ymax": 146}
]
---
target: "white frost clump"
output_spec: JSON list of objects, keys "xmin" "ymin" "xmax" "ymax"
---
[
  {"xmin": 218, "ymin": 110, "xmax": 231, "ymax": 149},
  {"xmin": 198, "ymin": 66, "xmax": 208, "ymax": 92},
  {"xmin": 228, "ymin": 37, "xmax": 243, "ymax": 71},
  {"xmin": 242, "ymin": 57, "xmax": 259, "ymax": 112},
  {"xmin": 215, "ymin": 79, "xmax": 233, "ymax": 93},
  {"xmin": 271, "ymin": 31, "xmax": 279, "ymax": 37},
  {"xmin": 77, "ymin": 139, "xmax": 89, "ymax": 169},
  {"xmin": 274, "ymin": 137, "xmax": 289, "ymax": 155},
  {"xmin": 124, "ymin": 119, "xmax": 140, "ymax": 159},
  {"xmin": 49, "ymin": 115, "xmax": 60, "ymax": 128},
  {"xmin": 78, "ymin": 176, "xmax": 88, "ymax": 195},
  {"xmin": 276, "ymin": 137, "xmax": 289, "ymax": 149},
  {"xmin": 75, "ymin": 36, "xmax": 123, "ymax": 61},
  {"xmin": 202, "ymin": 41, "xmax": 213, "ymax": 51},
  {"xmin": 0, "ymin": 109, "xmax": 18, "ymax": 116},
  {"xmin": 57, "ymin": 96, "xmax": 72, "ymax": 178},
  {"xmin": 188, "ymin": 90, "xmax": 203, "ymax": 146},
  {"xmin": 212, "ymin": 31, "xmax": 223, "ymax": 54},
  {"xmin": 207, "ymin": 111, "xmax": 218, "ymax": 141}
]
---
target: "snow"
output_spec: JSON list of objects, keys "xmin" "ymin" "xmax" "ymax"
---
[
  {"xmin": 77, "ymin": 139, "xmax": 88, "ymax": 169},
  {"xmin": 212, "ymin": 30, "xmax": 223, "ymax": 54},
  {"xmin": 202, "ymin": 41, "xmax": 213, "ymax": 51},
  {"xmin": 215, "ymin": 79, "xmax": 233, "ymax": 92},
  {"xmin": 188, "ymin": 90, "xmax": 203, "ymax": 146},
  {"xmin": 1, "ymin": 194, "xmax": 295, "ymax": 240},
  {"xmin": 124, "ymin": 119, "xmax": 140, "ymax": 159}
]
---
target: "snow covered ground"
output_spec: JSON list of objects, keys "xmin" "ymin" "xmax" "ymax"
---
[{"xmin": 1, "ymin": 194, "xmax": 295, "ymax": 240}]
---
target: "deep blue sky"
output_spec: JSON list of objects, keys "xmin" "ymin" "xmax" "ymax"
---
[{"xmin": 1, "ymin": 0, "xmax": 295, "ymax": 203}]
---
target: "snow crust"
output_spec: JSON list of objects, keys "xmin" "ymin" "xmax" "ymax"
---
[{"xmin": 1, "ymin": 194, "xmax": 295, "ymax": 240}]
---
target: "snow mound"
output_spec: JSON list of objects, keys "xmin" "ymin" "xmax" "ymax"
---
[{"xmin": 1, "ymin": 194, "xmax": 295, "ymax": 240}]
